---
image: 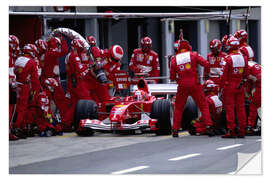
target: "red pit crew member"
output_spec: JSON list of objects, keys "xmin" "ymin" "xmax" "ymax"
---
[
  {"xmin": 220, "ymin": 36, "xmax": 249, "ymax": 138},
  {"xmin": 91, "ymin": 45, "xmax": 124, "ymax": 103},
  {"xmin": 26, "ymin": 91, "xmax": 62, "ymax": 136},
  {"xmin": 43, "ymin": 78, "xmax": 71, "ymax": 131},
  {"xmin": 170, "ymin": 38, "xmax": 214, "ymax": 138},
  {"xmin": 65, "ymin": 38, "xmax": 92, "ymax": 113},
  {"xmin": 245, "ymin": 61, "xmax": 261, "ymax": 135},
  {"xmin": 84, "ymin": 45, "xmax": 124, "ymax": 103},
  {"xmin": 80, "ymin": 36, "xmax": 107, "ymax": 103},
  {"xmin": 234, "ymin": 29, "xmax": 254, "ymax": 61},
  {"xmin": 129, "ymin": 37, "xmax": 160, "ymax": 82},
  {"xmin": 9, "ymin": 35, "xmax": 20, "ymax": 140},
  {"xmin": 13, "ymin": 44, "xmax": 41, "ymax": 138},
  {"xmin": 189, "ymin": 80, "xmax": 224, "ymax": 135},
  {"xmin": 35, "ymin": 39, "xmax": 48, "ymax": 74},
  {"xmin": 86, "ymin": 35, "xmax": 102, "ymax": 60},
  {"xmin": 205, "ymin": 39, "xmax": 227, "ymax": 86},
  {"xmin": 41, "ymin": 35, "xmax": 68, "ymax": 84}
]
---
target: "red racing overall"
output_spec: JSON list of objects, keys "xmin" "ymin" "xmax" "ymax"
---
[
  {"xmin": 13, "ymin": 56, "xmax": 40, "ymax": 130},
  {"xmin": 170, "ymin": 51, "xmax": 212, "ymax": 131},
  {"xmin": 220, "ymin": 50, "xmax": 249, "ymax": 135},
  {"xmin": 246, "ymin": 61, "xmax": 261, "ymax": 128}
]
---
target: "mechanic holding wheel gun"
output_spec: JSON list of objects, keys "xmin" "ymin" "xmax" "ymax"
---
[
  {"xmin": 84, "ymin": 36, "xmax": 123, "ymax": 103},
  {"xmin": 129, "ymin": 37, "xmax": 160, "ymax": 83},
  {"xmin": 170, "ymin": 30, "xmax": 215, "ymax": 138},
  {"xmin": 91, "ymin": 44, "xmax": 124, "ymax": 102}
]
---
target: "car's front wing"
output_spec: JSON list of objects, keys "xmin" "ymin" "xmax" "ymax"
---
[{"xmin": 79, "ymin": 119, "xmax": 158, "ymax": 131}]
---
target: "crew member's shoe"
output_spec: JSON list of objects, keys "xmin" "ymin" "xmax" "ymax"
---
[
  {"xmin": 13, "ymin": 128, "xmax": 27, "ymax": 139},
  {"xmin": 205, "ymin": 126, "xmax": 215, "ymax": 137},
  {"xmin": 237, "ymin": 129, "xmax": 245, "ymax": 138},
  {"xmin": 9, "ymin": 133, "xmax": 19, "ymax": 141},
  {"xmin": 172, "ymin": 130, "xmax": 179, "ymax": 138},
  {"xmin": 222, "ymin": 129, "xmax": 236, "ymax": 138},
  {"xmin": 245, "ymin": 126, "xmax": 254, "ymax": 136}
]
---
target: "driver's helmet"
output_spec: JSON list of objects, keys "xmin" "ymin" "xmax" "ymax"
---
[{"xmin": 133, "ymin": 89, "xmax": 148, "ymax": 101}]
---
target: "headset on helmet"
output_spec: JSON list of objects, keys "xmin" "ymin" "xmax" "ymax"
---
[
  {"xmin": 47, "ymin": 36, "xmax": 61, "ymax": 49},
  {"xmin": 203, "ymin": 80, "xmax": 218, "ymax": 94},
  {"xmin": 71, "ymin": 38, "xmax": 85, "ymax": 53},
  {"xmin": 23, "ymin": 44, "xmax": 38, "ymax": 58},
  {"xmin": 226, "ymin": 36, "xmax": 240, "ymax": 51},
  {"xmin": 44, "ymin": 78, "xmax": 59, "ymax": 93},
  {"xmin": 178, "ymin": 29, "xmax": 192, "ymax": 52},
  {"xmin": 109, "ymin": 45, "xmax": 124, "ymax": 62},
  {"xmin": 221, "ymin": 34, "xmax": 234, "ymax": 50},
  {"xmin": 221, "ymin": 35, "xmax": 228, "ymax": 47},
  {"xmin": 9, "ymin": 35, "xmax": 20, "ymax": 52},
  {"xmin": 86, "ymin": 36, "xmax": 96, "ymax": 46},
  {"xmin": 35, "ymin": 39, "xmax": 48, "ymax": 54},
  {"xmin": 141, "ymin": 37, "xmax": 152, "ymax": 52},
  {"xmin": 234, "ymin": 29, "xmax": 248, "ymax": 44},
  {"xmin": 209, "ymin": 39, "xmax": 221, "ymax": 51}
]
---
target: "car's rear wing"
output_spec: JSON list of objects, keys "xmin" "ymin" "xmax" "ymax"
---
[{"xmin": 131, "ymin": 83, "xmax": 178, "ymax": 95}]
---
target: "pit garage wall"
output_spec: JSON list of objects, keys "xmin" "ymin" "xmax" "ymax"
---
[
  {"xmin": 9, "ymin": 6, "xmax": 261, "ymax": 76},
  {"xmin": 81, "ymin": 7, "xmax": 260, "ymax": 79}
]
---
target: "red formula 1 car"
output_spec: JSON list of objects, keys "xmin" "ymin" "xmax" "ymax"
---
[{"xmin": 74, "ymin": 78, "xmax": 172, "ymax": 136}]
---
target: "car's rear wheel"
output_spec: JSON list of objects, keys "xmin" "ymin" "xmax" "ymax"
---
[
  {"xmin": 74, "ymin": 99, "xmax": 98, "ymax": 136},
  {"xmin": 182, "ymin": 96, "xmax": 198, "ymax": 130},
  {"xmin": 150, "ymin": 99, "xmax": 172, "ymax": 135}
]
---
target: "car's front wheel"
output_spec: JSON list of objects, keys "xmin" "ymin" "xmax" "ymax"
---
[
  {"xmin": 150, "ymin": 99, "xmax": 172, "ymax": 135},
  {"xmin": 74, "ymin": 99, "xmax": 98, "ymax": 136}
]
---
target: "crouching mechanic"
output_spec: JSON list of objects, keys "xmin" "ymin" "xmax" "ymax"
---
[
  {"xmin": 43, "ymin": 78, "xmax": 71, "ymax": 131},
  {"xmin": 170, "ymin": 35, "xmax": 214, "ymax": 138},
  {"xmin": 189, "ymin": 80, "xmax": 225, "ymax": 135},
  {"xmin": 129, "ymin": 37, "xmax": 160, "ymax": 83},
  {"xmin": 25, "ymin": 90, "xmax": 62, "ymax": 136}
]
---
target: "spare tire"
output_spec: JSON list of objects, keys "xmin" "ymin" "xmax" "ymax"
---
[
  {"xmin": 74, "ymin": 99, "xmax": 98, "ymax": 136},
  {"xmin": 150, "ymin": 99, "xmax": 172, "ymax": 135}
]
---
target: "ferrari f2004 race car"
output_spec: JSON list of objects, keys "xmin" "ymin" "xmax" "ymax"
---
[{"xmin": 74, "ymin": 78, "xmax": 172, "ymax": 136}]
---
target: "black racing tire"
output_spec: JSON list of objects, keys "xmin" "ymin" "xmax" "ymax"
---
[
  {"xmin": 76, "ymin": 128, "xmax": 95, "ymax": 137},
  {"xmin": 74, "ymin": 99, "xmax": 98, "ymax": 136},
  {"xmin": 182, "ymin": 96, "xmax": 198, "ymax": 130},
  {"xmin": 150, "ymin": 99, "xmax": 172, "ymax": 135}
]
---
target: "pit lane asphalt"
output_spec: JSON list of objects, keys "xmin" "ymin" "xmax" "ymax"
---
[{"xmin": 9, "ymin": 132, "xmax": 261, "ymax": 174}]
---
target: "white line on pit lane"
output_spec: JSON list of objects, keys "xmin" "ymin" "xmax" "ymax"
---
[
  {"xmin": 256, "ymin": 139, "xmax": 261, "ymax": 142},
  {"xmin": 168, "ymin": 153, "xmax": 201, "ymax": 161},
  {"xmin": 216, "ymin": 144, "xmax": 243, "ymax": 150},
  {"xmin": 111, "ymin": 166, "xmax": 149, "ymax": 174}
]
